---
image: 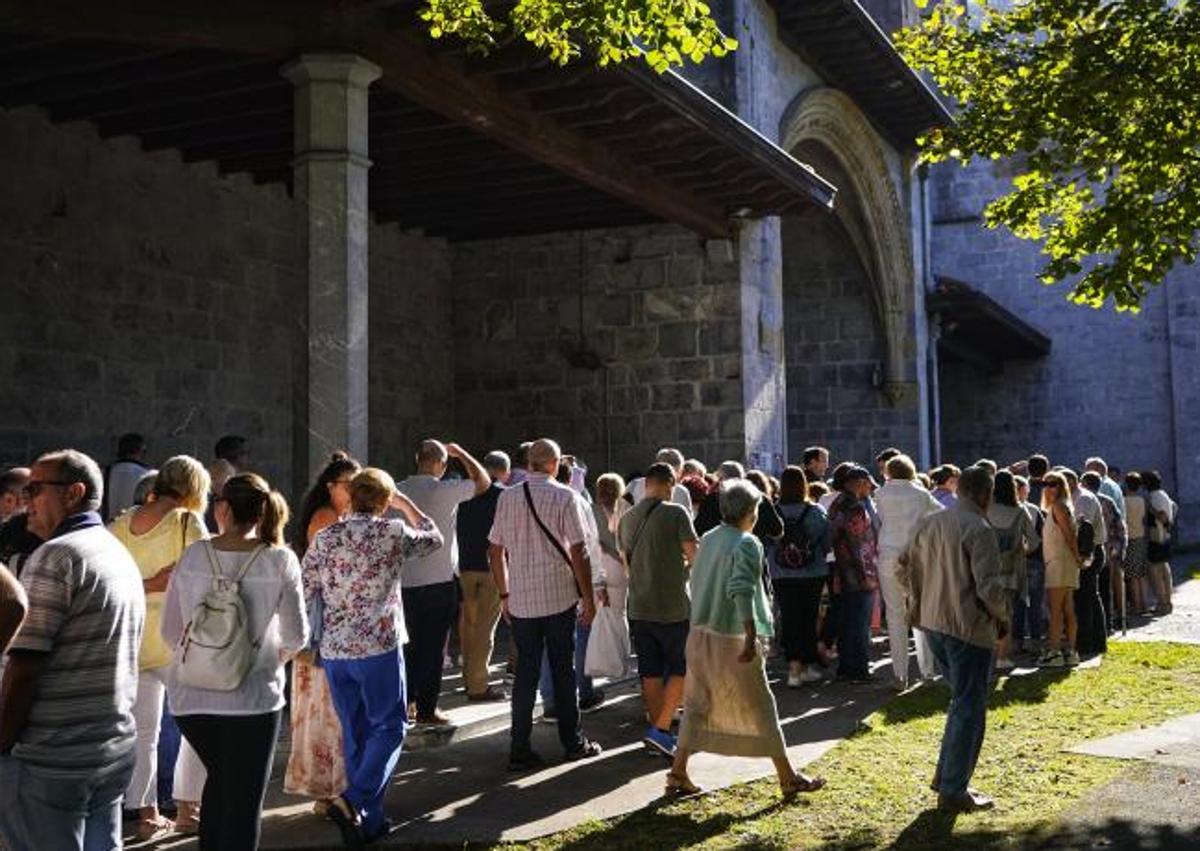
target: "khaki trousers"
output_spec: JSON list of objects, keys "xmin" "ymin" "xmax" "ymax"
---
[{"xmin": 459, "ymin": 570, "xmax": 502, "ymax": 695}]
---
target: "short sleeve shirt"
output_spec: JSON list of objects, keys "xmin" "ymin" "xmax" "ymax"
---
[
  {"xmin": 11, "ymin": 526, "xmax": 145, "ymax": 778},
  {"xmin": 618, "ymin": 499, "xmax": 699, "ymax": 623},
  {"xmin": 396, "ymin": 475, "xmax": 478, "ymax": 588}
]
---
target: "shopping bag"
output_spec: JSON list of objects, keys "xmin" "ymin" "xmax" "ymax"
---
[{"xmin": 584, "ymin": 605, "xmax": 630, "ymax": 678}]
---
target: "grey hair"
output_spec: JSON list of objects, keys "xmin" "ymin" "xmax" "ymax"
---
[
  {"xmin": 483, "ymin": 450, "xmax": 511, "ymax": 476},
  {"xmin": 655, "ymin": 447, "xmax": 685, "ymax": 471},
  {"xmin": 132, "ymin": 470, "xmax": 158, "ymax": 507},
  {"xmin": 957, "ymin": 466, "xmax": 994, "ymax": 509},
  {"xmin": 719, "ymin": 478, "xmax": 761, "ymax": 525},
  {"xmin": 38, "ymin": 449, "xmax": 104, "ymax": 512},
  {"xmin": 716, "ymin": 460, "xmax": 745, "ymax": 481},
  {"xmin": 1084, "ymin": 456, "xmax": 1108, "ymax": 475},
  {"xmin": 528, "ymin": 438, "xmax": 562, "ymax": 470},
  {"xmin": 416, "ymin": 439, "xmax": 448, "ymax": 467}
]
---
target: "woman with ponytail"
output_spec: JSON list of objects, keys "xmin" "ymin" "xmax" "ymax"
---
[
  {"xmin": 162, "ymin": 472, "xmax": 308, "ymax": 851},
  {"xmin": 285, "ymin": 452, "xmax": 360, "ymax": 815}
]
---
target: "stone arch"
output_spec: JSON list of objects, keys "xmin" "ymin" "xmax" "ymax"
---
[{"xmin": 780, "ymin": 87, "xmax": 914, "ymax": 404}]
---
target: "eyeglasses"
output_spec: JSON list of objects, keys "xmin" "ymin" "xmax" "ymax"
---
[{"xmin": 23, "ymin": 480, "xmax": 72, "ymax": 498}]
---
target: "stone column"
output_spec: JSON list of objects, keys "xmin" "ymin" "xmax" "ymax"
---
[
  {"xmin": 283, "ymin": 54, "xmax": 381, "ymax": 479},
  {"xmin": 738, "ymin": 217, "xmax": 788, "ymax": 471}
]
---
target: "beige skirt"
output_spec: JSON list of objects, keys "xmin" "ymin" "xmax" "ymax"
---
[
  {"xmin": 284, "ymin": 653, "xmax": 348, "ymax": 799},
  {"xmin": 677, "ymin": 627, "xmax": 787, "ymax": 759}
]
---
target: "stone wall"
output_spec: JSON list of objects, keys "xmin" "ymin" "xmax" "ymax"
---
[
  {"xmin": 0, "ymin": 106, "xmax": 452, "ymax": 499},
  {"xmin": 451, "ymin": 224, "xmax": 746, "ymax": 479},
  {"xmin": 783, "ymin": 212, "xmax": 919, "ymax": 465},
  {"xmin": 931, "ymin": 157, "xmax": 1200, "ymax": 537}
]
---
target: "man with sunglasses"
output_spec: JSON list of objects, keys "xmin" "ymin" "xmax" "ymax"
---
[{"xmin": 0, "ymin": 449, "xmax": 144, "ymax": 851}]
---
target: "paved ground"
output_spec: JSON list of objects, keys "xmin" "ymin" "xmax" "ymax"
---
[{"xmin": 134, "ymin": 560, "xmax": 1200, "ymax": 850}]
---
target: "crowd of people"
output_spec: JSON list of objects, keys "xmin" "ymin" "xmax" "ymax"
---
[{"xmin": 0, "ymin": 434, "xmax": 1181, "ymax": 849}]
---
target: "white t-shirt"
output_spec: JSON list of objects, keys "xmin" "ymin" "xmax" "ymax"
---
[
  {"xmin": 106, "ymin": 460, "xmax": 150, "ymax": 521},
  {"xmin": 1148, "ymin": 489, "xmax": 1177, "ymax": 543},
  {"xmin": 1124, "ymin": 494, "xmax": 1147, "ymax": 540},
  {"xmin": 628, "ymin": 478, "xmax": 693, "ymax": 513},
  {"xmin": 396, "ymin": 475, "xmax": 478, "ymax": 588},
  {"xmin": 162, "ymin": 543, "xmax": 306, "ymax": 717}
]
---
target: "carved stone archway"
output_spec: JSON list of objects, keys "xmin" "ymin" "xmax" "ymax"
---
[{"xmin": 780, "ymin": 87, "xmax": 915, "ymax": 405}]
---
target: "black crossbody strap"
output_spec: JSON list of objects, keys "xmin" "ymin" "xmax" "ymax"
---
[
  {"xmin": 624, "ymin": 500, "xmax": 662, "ymax": 566},
  {"xmin": 523, "ymin": 482, "xmax": 583, "ymax": 595}
]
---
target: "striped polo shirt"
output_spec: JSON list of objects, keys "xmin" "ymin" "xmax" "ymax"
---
[{"xmin": 9, "ymin": 524, "xmax": 144, "ymax": 778}]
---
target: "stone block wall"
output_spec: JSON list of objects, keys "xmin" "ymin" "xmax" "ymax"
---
[
  {"xmin": 783, "ymin": 212, "xmax": 920, "ymax": 466},
  {"xmin": 450, "ymin": 224, "xmax": 746, "ymax": 479},
  {"xmin": 0, "ymin": 106, "xmax": 453, "ymax": 499},
  {"xmin": 931, "ymin": 157, "xmax": 1200, "ymax": 538}
]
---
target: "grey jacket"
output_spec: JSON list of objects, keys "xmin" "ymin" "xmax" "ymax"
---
[{"xmin": 896, "ymin": 500, "xmax": 1009, "ymax": 649}]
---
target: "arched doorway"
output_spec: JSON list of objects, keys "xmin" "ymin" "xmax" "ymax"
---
[{"xmin": 779, "ymin": 87, "xmax": 920, "ymax": 463}]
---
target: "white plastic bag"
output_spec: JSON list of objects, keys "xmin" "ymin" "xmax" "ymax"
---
[{"xmin": 584, "ymin": 605, "xmax": 630, "ymax": 678}]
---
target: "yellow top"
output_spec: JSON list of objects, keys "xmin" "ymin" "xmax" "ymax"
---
[{"xmin": 109, "ymin": 508, "xmax": 207, "ymax": 671}]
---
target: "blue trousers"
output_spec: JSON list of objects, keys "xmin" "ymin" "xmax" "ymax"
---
[
  {"xmin": 0, "ymin": 755, "xmax": 132, "ymax": 851},
  {"xmin": 1013, "ymin": 560, "xmax": 1047, "ymax": 643},
  {"xmin": 538, "ymin": 620, "xmax": 595, "ymax": 709},
  {"xmin": 510, "ymin": 605, "xmax": 583, "ymax": 755},
  {"xmin": 836, "ymin": 590, "xmax": 874, "ymax": 678},
  {"xmin": 926, "ymin": 630, "xmax": 994, "ymax": 796},
  {"xmin": 325, "ymin": 647, "xmax": 408, "ymax": 837}
]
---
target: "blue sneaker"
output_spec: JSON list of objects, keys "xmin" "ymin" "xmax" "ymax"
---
[{"xmin": 643, "ymin": 726, "xmax": 676, "ymax": 757}]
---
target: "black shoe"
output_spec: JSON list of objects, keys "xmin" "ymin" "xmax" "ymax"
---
[
  {"xmin": 327, "ymin": 795, "xmax": 365, "ymax": 850},
  {"xmin": 938, "ymin": 789, "xmax": 995, "ymax": 813},
  {"xmin": 579, "ymin": 689, "xmax": 607, "ymax": 714},
  {"xmin": 508, "ymin": 749, "xmax": 545, "ymax": 772},
  {"xmin": 539, "ymin": 707, "xmax": 558, "ymax": 723},
  {"xmin": 363, "ymin": 818, "xmax": 395, "ymax": 845},
  {"xmin": 564, "ymin": 738, "xmax": 603, "ymax": 762}
]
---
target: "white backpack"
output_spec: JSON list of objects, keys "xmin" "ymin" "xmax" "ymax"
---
[{"xmin": 176, "ymin": 543, "xmax": 266, "ymax": 692}]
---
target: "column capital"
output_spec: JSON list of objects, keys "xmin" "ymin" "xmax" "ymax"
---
[{"xmin": 282, "ymin": 53, "xmax": 381, "ymax": 89}]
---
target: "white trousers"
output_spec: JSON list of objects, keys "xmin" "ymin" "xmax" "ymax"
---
[
  {"xmin": 877, "ymin": 559, "xmax": 911, "ymax": 684},
  {"xmin": 126, "ymin": 668, "xmax": 207, "ymax": 808}
]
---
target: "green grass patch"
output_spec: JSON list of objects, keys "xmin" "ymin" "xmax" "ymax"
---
[{"xmin": 509, "ymin": 642, "xmax": 1200, "ymax": 851}]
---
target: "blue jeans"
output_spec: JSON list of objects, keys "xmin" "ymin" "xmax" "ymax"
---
[
  {"xmin": 1013, "ymin": 561, "xmax": 1046, "ymax": 642},
  {"xmin": 538, "ymin": 620, "xmax": 594, "ymax": 709},
  {"xmin": 0, "ymin": 755, "xmax": 132, "ymax": 851},
  {"xmin": 836, "ymin": 590, "xmax": 874, "ymax": 678},
  {"xmin": 157, "ymin": 705, "xmax": 181, "ymax": 806},
  {"xmin": 325, "ymin": 647, "xmax": 408, "ymax": 837},
  {"xmin": 510, "ymin": 605, "xmax": 584, "ymax": 755},
  {"xmin": 925, "ymin": 630, "xmax": 994, "ymax": 796}
]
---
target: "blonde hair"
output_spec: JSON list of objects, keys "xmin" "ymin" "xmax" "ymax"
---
[
  {"xmin": 154, "ymin": 455, "xmax": 211, "ymax": 515},
  {"xmin": 596, "ymin": 473, "xmax": 625, "ymax": 509},
  {"xmin": 885, "ymin": 454, "xmax": 917, "ymax": 481},
  {"xmin": 350, "ymin": 468, "xmax": 396, "ymax": 514},
  {"xmin": 1040, "ymin": 470, "xmax": 1074, "ymax": 519}
]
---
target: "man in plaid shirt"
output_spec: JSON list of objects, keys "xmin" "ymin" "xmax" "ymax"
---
[{"xmin": 488, "ymin": 438, "xmax": 603, "ymax": 771}]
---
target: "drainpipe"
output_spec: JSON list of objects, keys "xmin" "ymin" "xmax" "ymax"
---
[{"xmin": 918, "ymin": 163, "xmax": 941, "ymax": 465}]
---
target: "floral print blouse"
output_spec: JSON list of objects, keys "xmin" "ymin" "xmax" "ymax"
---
[
  {"xmin": 301, "ymin": 512, "xmax": 443, "ymax": 661},
  {"xmin": 828, "ymin": 492, "xmax": 879, "ymax": 594}
]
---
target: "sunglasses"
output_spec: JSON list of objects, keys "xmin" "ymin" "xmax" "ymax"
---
[{"xmin": 23, "ymin": 480, "xmax": 72, "ymax": 498}]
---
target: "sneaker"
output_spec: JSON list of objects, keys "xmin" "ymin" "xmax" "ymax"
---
[
  {"xmin": 786, "ymin": 672, "xmax": 804, "ymax": 688},
  {"xmin": 1065, "ymin": 649, "xmax": 1081, "ymax": 666},
  {"xmin": 800, "ymin": 666, "xmax": 825, "ymax": 683},
  {"xmin": 938, "ymin": 788, "xmax": 995, "ymax": 813},
  {"xmin": 415, "ymin": 711, "xmax": 455, "ymax": 727},
  {"xmin": 466, "ymin": 685, "xmax": 508, "ymax": 702},
  {"xmin": 1037, "ymin": 650, "xmax": 1065, "ymax": 667},
  {"xmin": 643, "ymin": 726, "xmax": 676, "ymax": 757},
  {"xmin": 564, "ymin": 738, "xmax": 603, "ymax": 762},
  {"xmin": 579, "ymin": 690, "xmax": 607, "ymax": 714},
  {"xmin": 995, "ymin": 657, "xmax": 1015, "ymax": 671}
]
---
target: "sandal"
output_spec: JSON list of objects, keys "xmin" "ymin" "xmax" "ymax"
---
[
  {"xmin": 175, "ymin": 800, "xmax": 200, "ymax": 835},
  {"xmin": 136, "ymin": 815, "xmax": 175, "ymax": 842},
  {"xmin": 781, "ymin": 773, "xmax": 826, "ymax": 799},
  {"xmin": 665, "ymin": 771, "xmax": 702, "ymax": 796}
]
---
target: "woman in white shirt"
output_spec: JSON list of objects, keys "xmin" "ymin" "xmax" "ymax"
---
[
  {"xmin": 1143, "ymin": 470, "xmax": 1177, "ymax": 615},
  {"xmin": 875, "ymin": 454, "xmax": 942, "ymax": 689},
  {"xmin": 162, "ymin": 473, "xmax": 307, "ymax": 851}
]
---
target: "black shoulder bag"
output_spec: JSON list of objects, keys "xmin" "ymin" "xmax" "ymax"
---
[{"xmin": 522, "ymin": 482, "xmax": 581, "ymax": 595}]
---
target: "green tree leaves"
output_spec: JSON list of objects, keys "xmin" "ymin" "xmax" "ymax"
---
[
  {"xmin": 898, "ymin": 0, "xmax": 1200, "ymax": 310},
  {"xmin": 420, "ymin": 0, "xmax": 737, "ymax": 72}
]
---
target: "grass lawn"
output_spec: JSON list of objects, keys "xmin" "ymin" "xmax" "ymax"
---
[{"xmin": 505, "ymin": 642, "xmax": 1200, "ymax": 851}]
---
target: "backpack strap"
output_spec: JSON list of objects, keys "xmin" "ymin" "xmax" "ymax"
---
[{"xmin": 203, "ymin": 541, "xmax": 266, "ymax": 589}]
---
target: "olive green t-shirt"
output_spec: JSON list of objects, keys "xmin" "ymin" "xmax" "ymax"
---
[{"xmin": 618, "ymin": 498, "xmax": 699, "ymax": 623}]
